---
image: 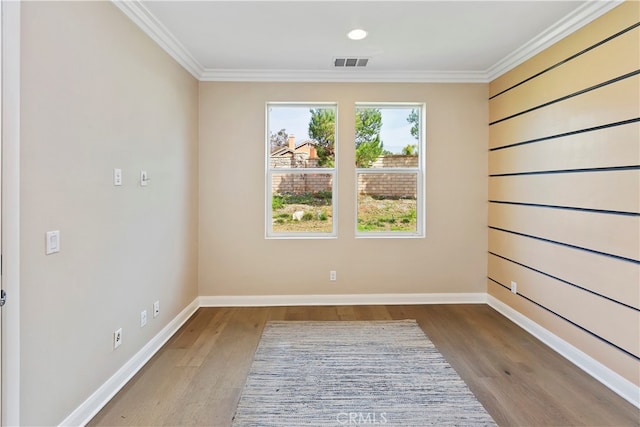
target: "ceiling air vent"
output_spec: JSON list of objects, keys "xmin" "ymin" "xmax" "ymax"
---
[{"xmin": 334, "ymin": 57, "xmax": 369, "ymax": 68}]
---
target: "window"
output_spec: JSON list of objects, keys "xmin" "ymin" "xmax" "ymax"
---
[
  {"xmin": 355, "ymin": 104, "xmax": 425, "ymax": 237},
  {"xmin": 266, "ymin": 103, "xmax": 337, "ymax": 238}
]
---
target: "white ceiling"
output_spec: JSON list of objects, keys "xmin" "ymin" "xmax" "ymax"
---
[{"xmin": 115, "ymin": 1, "xmax": 621, "ymax": 82}]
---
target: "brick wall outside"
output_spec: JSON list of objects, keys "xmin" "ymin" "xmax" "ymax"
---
[
  {"xmin": 270, "ymin": 154, "xmax": 418, "ymax": 197},
  {"xmin": 358, "ymin": 172, "xmax": 417, "ymax": 198},
  {"xmin": 359, "ymin": 155, "xmax": 418, "ymax": 198},
  {"xmin": 270, "ymin": 154, "xmax": 318, "ymax": 169},
  {"xmin": 272, "ymin": 173, "xmax": 332, "ymax": 194},
  {"xmin": 369, "ymin": 155, "xmax": 418, "ymax": 168}
]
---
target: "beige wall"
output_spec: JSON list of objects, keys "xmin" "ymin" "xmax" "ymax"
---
[
  {"xmin": 20, "ymin": 2, "xmax": 199, "ymax": 424},
  {"xmin": 18, "ymin": 1, "xmax": 638, "ymax": 423},
  {"xmin": 488, "ymin": 1, "xmax": 640, "ymax": 386},
  {"xmin": 199, "ymin": 83, "xmax": 488, "ymax": 296}
]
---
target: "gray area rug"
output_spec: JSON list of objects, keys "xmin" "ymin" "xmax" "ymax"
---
[{"xmin": 232, "ymin": 320, "xmax": 496, "ymax": 426}]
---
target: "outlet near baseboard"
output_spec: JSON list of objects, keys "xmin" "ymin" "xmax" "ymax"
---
[{"xmin": 113, "ymin": 328, "xmax": 122, "ymax": 349}]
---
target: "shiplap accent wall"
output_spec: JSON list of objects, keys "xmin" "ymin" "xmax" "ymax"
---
[{"xmin": 488, "ymin": 1, "xmax": 639, "ymax": 387}]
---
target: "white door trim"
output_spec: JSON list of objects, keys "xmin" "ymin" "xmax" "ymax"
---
[{"xmin": 1, "ymin": 1, "xmax": 21, "ymax": 425}]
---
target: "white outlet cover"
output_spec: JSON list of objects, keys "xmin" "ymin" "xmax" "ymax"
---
[
  {"xmin": 114, "ymin": 168, "xmax": 122, "ymax": 186},
  {"xmin": 140, "ymin": 310, "xmax": 147, "ymax": 327},
  {"xmin": 114, "ymin": 328, "xmax": 122, "ymax": 349},
  {"xmin": 510, "ymin": 281, "xmax": 517, "ymax": 294},
  {"xmin": 153, "ymin": 301, "xmax": 160, "ymax": 317}
]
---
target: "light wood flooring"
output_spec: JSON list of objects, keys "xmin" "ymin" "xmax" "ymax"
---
[{"xmin": 89, "ymin": 305, "xmax": 639, "ymax": 426}]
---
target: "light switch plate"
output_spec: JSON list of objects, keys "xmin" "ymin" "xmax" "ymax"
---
[{"xmin": 46, "ymin": 230, "xmax": 60, "ymax": 255}]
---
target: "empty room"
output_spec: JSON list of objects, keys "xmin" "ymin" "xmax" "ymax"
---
[{"xmin": 1, "ymin": 0, "xmax": 639, "ymax": 426}]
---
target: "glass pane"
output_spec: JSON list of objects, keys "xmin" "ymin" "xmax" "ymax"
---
[
  {"xmin": 271, "ymin": 173, "xmax": 333, "ymax": 233},
  {"xmin": 357, "ymin": 173, "xmax": 417, "ymax": 232},
  {"xmin": 268, "ymin": 105, "xmax": 336, "ymax": 168},
  {"xmin": 355, "ymin": 106, "xmax": 420, "ymax": 168}
]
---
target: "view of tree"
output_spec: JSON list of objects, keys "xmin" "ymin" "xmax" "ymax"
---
[
  {"xmin": 355, "ymin": 108, "xmax": 384, "ymax": 168},
  {"xmin": 402, "ymin": 144, "xmax": 418, "ymax": 155},
  {"xmin": 407, "ymin": 109, "xmax": 419, "ymax": 141},
  {"xmin": 307, "ymin": 107, "xmax": 420, "ymax": 167},
  {"xmin": 269, "ymin": 128, "xmax": 289, "ymax": 152},
  {"xmin": 308, "ymin": 108, "xmax": 336, "ymax": 167}
]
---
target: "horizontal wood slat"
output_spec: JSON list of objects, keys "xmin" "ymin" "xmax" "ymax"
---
[
  {"xmin": 488, "ymin": 2, "xmax": 640, "ymax": 395},
  {"xmin": 489, "ymin": 254, "xmax": 640, "ymax": 358},
  {"xmin": 488, "ymin": 229, "xmax": 640, "ymax": 310},
  {"xmin": 488, "ymin": 281, "xmax": 640, "ymax": 387},
  {"xmin": 489, "ymin": 75, "xmax": 640, "ymax": 149},
  {"xmin": 489, "ymin": 170, "xmax": 640, "ymax": 214},
  {"xmin": 489, "ymin": 123, "xmax": 640, "ymax": 174},
  {"xmin": 488, "ymin": 203, "xmax": 640, "ymax": 262},
  {"xmin": 489, "ymin": 2, "xmax": 640, "ymax": 97},
  {"xmin": 490, "ymin": 27, "xmax": 640, "ymax": 122}
]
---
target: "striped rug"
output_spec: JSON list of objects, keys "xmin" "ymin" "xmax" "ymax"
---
[{"xmin": 232, "ymin": 320, "xmax": 496, "ymax": 426}]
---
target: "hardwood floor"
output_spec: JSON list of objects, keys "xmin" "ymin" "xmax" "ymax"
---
[{"xmin": 89, "ymin": 305, "xmax": 639, "ymax": 426}]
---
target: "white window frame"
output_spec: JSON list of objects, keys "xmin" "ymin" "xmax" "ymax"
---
[
  {"xmin": 354, "ymin": 102, "xmax": 425, "ymax": 238},
  {"xmin": 265, "ymin": 102, "xmax": 338, "ymax": 239}
]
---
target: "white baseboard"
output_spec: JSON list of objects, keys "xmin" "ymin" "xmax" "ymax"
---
[
  {"xmin": 59, "ymin": 292, "xmax": 638, "ymax": 426},
  {"xmin": 59, "ymin": 297, "xmax": 200, "ymax": 426},
  {"xmin": 487, "ymin": 295, "xmax": 640, "ymax": 409},
  {"xmin": 199, "ymin": 292, "xmax": 487, "ymax": 307}
]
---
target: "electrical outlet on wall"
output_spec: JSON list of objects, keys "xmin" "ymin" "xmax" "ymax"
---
[
  {"xmin": 510, "ymin": 281, "xmax": 517, "ymax": 294},
  {"xmin": 153, "ymin": 300, "xmax": 160, "ymax": 318},
  {"xmin": 140, "ymin": 310, "xmax": 147, "ymax": 327},
  {"xmin": 330, "ymin": 270, "xmax": 337, "ymax": 281},
  {"xmin": 114, "ymin": 328, "xmax": 123, "ymax": 349},
  {"xmin": 114, "ymin": 168, "xmax": 122, "ymax": 186}
]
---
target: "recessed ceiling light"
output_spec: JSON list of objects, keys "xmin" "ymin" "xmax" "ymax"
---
[{"xmin": 347, "ymin": 29, "xmax": 367, "ymax": 41}]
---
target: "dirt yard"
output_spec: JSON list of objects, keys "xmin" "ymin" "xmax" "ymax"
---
[{"xmin": 271, "ymin": 193, "xmax": 416, "ymax": 233}]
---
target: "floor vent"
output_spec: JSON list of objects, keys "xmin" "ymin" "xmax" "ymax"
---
[{"xmin": 333, "ymin": 57, "xmax": 369, "ymax": 67}]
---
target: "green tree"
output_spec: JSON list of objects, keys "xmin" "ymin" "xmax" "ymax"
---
[
  {"xmin": 355, "ymin": 108, "xmax": 383, "ymax": 168},
  {"xmin": 402, "ymin": 144, "xmax": 417, "ymax": 155},
  {"xmin": 407, "ymin": 109, "xmax": 419, "ymax": 140},
  {"xmin": 308, "ymin": 108, "xmax": 336, "ymax": 167}
]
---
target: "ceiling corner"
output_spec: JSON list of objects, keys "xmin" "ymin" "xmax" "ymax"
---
[
  {"xmin": 485, "ymin": 0, "xmax": 624, "ymax": 82},
  {"xmin": 111, "ymin": 0, "xmax": 205, "ymax": 80}
]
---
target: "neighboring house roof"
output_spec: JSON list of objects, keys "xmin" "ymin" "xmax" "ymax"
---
[
  {"xmin": 271, "ymin": 146, "xmax": 293, "ymax": 156},
  {"xmin": 295, "ymin": 139, "xmax": 317, "ymax": 149},
  {"xmin": 271, "ymin": 139, "xmax": 317, "ymax": 157}
]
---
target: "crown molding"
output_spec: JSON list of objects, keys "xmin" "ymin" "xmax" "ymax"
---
[
  {"xmin": 199, "ymin": 68, "xmax": 490, "ymax": 83},
  {"xmin": 111, "ymin": 0, "xmax": 204, "ymax": 79},
  {"xmin": 114, "ymin": 0, "xmax": 622, "ymax": 83},
  {"xmin": 485, "ymin": 0, "xmax": 624, "ymax": 81}
]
